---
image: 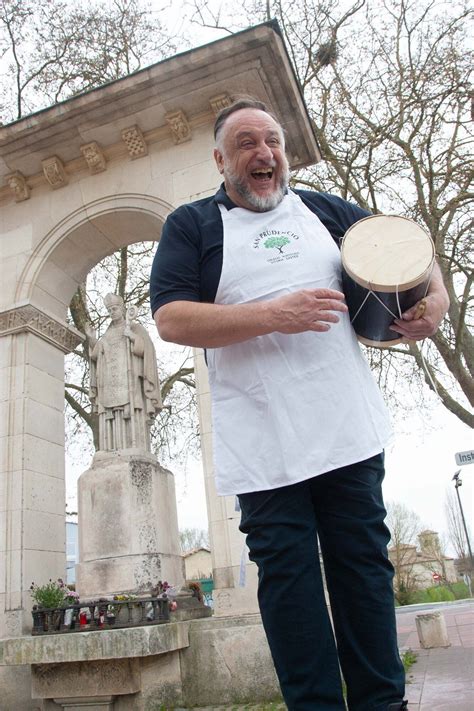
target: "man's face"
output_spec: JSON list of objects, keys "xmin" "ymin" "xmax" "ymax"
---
[{"xmin": 214, "ymin": 108, "xmax": 290, "ymax": 212}]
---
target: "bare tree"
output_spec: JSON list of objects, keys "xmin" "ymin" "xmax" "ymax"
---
[
  {"xmin": 189, "ymin": 0, "xmax": 473, "ymax": 428},
  {"xmin": 179, "ymin": 527, "xmax": 210, "ymax": 553},
  {"xmin": 386, "ymin": 501, "xmax": 424, "ymax": 604},
  {"xmin": 0, "ymin": 0, "xmax": 177, "ymax": 122}
]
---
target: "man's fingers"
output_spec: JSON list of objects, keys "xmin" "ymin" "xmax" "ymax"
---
[
  {"xmin": 306, "ymin": 288, "xmax": 346, "ymax": 301},
  {"xmin": 314, "ymin": 310, "xmax": 341, "ymax": 324},
  {"xmin": 318, "ymin": 299, "xmax": 348, "ymax": 313}
]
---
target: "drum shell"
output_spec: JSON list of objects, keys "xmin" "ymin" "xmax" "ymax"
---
[{"xmin": 342, "ymin": 269, "xmax": 429, "ymax": 347}]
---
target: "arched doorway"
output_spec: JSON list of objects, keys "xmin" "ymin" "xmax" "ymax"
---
[{"xmin": 2, "ymin": 195, "xmax": 172, "ymax": 637}]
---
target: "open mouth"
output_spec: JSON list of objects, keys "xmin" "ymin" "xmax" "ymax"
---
[{"xmin": 251, "ymin": 168, "xmax": 274, "ymax": 181}]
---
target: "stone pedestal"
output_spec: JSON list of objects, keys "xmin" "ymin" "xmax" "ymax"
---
[
  {"xmin": 76, "ymin": 451, "xmax": 183, "ymax": 597},
  {"xmin": 0, "ymin": 615, "xmax": 280, "ymax": 709},
  {"xmin": 415, "ymin": 611, "xmax": 451, "ymax": 648}
]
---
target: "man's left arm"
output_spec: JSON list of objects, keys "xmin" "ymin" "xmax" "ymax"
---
[{"xmin": 390, "ymin": 262, "xmax": 449, "ymax": 341}]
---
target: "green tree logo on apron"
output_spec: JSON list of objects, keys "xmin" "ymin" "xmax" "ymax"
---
[{"xmin": 264, "ymin": 235, "xmax": 290, "ymax": 254}]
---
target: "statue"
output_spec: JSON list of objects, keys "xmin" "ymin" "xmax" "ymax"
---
[{"xmin": 87, "ymin": 293, "xmax": 162, "ymax": 452}]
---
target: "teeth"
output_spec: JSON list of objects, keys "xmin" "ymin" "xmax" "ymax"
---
[{"xmin": 252, "ymin": 169, "xmax": 273, "ymax": 176}]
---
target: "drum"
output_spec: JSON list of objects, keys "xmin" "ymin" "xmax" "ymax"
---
[{"xmin": 341, "ymin": 214, "xmax": 435, "ymax": 347}]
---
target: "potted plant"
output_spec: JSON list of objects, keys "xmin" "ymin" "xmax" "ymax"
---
[{"xmin": 30, "ymin": 579, "xmax": 79, "ymax": 632}]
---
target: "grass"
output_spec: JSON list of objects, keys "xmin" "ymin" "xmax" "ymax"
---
[{"xmin": 401, "ymin": 648, "xmax": 418, "ymax": 673}]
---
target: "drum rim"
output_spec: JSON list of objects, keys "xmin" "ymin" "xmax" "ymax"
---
[
  {"xmin": 341, "ymin": 214, "xmax": 435, "ymax": 293},
  {"xmin": 357, "ymin": 334, "xmax": 404, "ymax": 348}
]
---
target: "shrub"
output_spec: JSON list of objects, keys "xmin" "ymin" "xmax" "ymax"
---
[{"xmin": 30, "ymin": 578, "xmax": 78, "ymax": 608}]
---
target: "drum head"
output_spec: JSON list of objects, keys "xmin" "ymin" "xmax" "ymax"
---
[{"xmin": 341, "ymin": 215, "xmax": 434, "ymax": 292}]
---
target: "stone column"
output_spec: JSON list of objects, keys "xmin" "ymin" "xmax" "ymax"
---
[
  {"xmin": 194, "ymin": 349, "xmax": 259, "ymax": 617},
  {"xmin": 76, "ymin": 451, "xmax": 183, "ymax": 597},
  {"xmin": 0, "ymin": 305, "xmax": 83, "ymax": 638}
]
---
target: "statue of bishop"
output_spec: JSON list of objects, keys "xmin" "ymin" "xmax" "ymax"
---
[{"xmin": 88, "ymin": 293, "xmax": 162, "ymax": 452}]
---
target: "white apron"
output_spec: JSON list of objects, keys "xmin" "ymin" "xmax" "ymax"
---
[{"xmin": 207, "ymin": 191, "xmax": 392, "ymax": 495}]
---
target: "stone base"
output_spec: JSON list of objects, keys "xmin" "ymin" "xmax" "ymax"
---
[
  {"xmin": 415, "ymin": 611, "xmax": 451, "ymax": 649},
  {"xmin": 0, "ymin": 614, "xmax": 281, "ymax": 709},
  {"xmin": 77, "ymin": 451, "xmax": 183, "ymax": 597}
]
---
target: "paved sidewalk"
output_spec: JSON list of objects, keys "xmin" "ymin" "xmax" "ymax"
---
[
  {"xmin": 177, "ymin": 600, "xmax": 473, "ymax": 710},
  {"xmin": 396, "ymin": 599, "xmax": 474, "ymax": 710}
]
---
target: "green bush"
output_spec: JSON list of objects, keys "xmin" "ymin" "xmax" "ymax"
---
[
  {"xmin": 395, "ymin": 581, "xmax": 471, "ymax": 606},
  {"xmin": 30, "ymin": 580, "xmax": 66, "ymax": 608},
  {"xmin": 449, "ymin": 581, "xmax": 471, "ymax": 599},
  {"xmin": 425, "ymin": 586, "xmax": 456, "ymax": 602}
]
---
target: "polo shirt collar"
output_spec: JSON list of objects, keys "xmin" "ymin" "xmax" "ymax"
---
[{"xmin": 215, "ymin": 183, "xmax": 239, "ymax": 210}]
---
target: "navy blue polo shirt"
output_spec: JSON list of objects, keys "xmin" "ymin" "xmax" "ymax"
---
[{"xmin": 150, "ymin": 185, "xmax": 369, "ymax": 315}]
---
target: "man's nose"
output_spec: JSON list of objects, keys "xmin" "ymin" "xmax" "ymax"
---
[{"xmin": 255, "ymin": 141, "xmax": 274, "ymax": 161}]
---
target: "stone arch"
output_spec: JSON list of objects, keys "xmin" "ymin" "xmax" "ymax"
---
[
  {"xmin": 15, "ymin": 193, "xmax": 173, "ymax": 320},
  {"xmin": 1, "ymin": 193, "xmax": 174, "ymax": 640}
]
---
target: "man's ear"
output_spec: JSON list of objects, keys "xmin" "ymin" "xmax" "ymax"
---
[{"xmin": 214, "ymin": 148, "xmax": 224, "ymax": 175}]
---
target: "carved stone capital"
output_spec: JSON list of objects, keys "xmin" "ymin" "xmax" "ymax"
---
[
  {"xmin": 209, "ymin": 94, "xmax": 233, "ymax": 115},
  {"xmin": 165, "ymin": 110, "xmax": 191, "ymax": 144},
  {"xmin": 80, "ymin": 141, "xmax": 107, "ymax": 174},
  {"xmin": 0, "ymin": 305, "xmax": 83, "ymax": 353},
  {"xmin": 121, "ymin": 125, "xmax": 148, "ymax": 159},
  {"xmin": 5, "ymin": 171, "xmax": 30, "ymax": 202},
  {"xmin": 42, "ymin": 156, "xmax": 68, "ymax": 189}
]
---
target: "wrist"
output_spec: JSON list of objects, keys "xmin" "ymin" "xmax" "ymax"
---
[
  {"xmin": 261, "ymin": 298, "xmax": 280, "ymax": 334},
  {"xmin": 426, "ymin": 290, "xmax": 449, "ymax": 315}
]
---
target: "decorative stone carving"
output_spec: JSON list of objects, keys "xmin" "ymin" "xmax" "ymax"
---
[
  {"xmin": 80, "ymin": 141, "xmax": 107, "ymax": 174},
  {"xmin": 0, "ymin": 304, "xmax": 82, "ymax": 353},
  {"xmin": 5, "ymin": 171, "xmax": 30, "ymax": 202},
  {"xmin": 42, "ymin": 156, "xmax": 68, "ymax": 189},
  {"xmin": 87, "ymin": 294, "xmax": 162, "ymax": 451},
  {"xmin": 121, "ymin": 124, "xmax": 148, "ymax": 159},
  {"xmin": 165, "ymin": 110, "xmax": 191, "ymax": 144},
  {"xmin": 209, "ymin": 94, "xmax": 233, "ymax": 115}
]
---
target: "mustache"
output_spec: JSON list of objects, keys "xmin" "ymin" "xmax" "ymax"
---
[{"xmin": 251, "ymin": 160, "xmax": 277, "ymax": 169}]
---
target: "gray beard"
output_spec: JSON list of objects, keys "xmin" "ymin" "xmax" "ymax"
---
[{"xmin": 225, "ymin": 166, "xmax": 290, "ymax": 212}]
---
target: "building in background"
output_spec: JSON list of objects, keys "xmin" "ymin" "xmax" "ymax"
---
[
  {"xmin": 182, "ymin": 547, "xmax": 212, "ymax": 581},
  {"xmin": 388, "ymin": 530, "xmax": 457, "ymax": 590}
]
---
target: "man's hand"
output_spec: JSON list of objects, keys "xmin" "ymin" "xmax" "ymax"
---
[
  {"xmin": 389, "ymin": 263, "xmax": 449, "ymax": 341},
  {"xmin": 271, "ymin": 288, "xmax": 348, "ymax": 334},
  {"xmin": 123, "ymin": 324, "xmax": 136, "ymax": 341}
]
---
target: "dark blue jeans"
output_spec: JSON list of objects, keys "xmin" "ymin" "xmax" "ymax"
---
[{"xmin": 238, "ymin": 453, "xmax": 405, "ymax": 711}]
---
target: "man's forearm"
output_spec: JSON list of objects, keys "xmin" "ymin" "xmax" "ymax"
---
[
  {"xmin": 154, "ymin": 300, "xmax": 275, "ymax": 348},
  {"xmin": 154, "ymin": 289, "xmax": 348, "ymax": 348},
  {"xmin": 427, "ymin": 262, "xmax": 449, "ymax": 311}
]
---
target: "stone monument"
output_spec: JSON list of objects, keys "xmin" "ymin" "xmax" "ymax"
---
[
  {"xmin": 88, "ymin": 293, "xmax": 162, "ymax": 452},
  {"xmin": 76, "ymin": 294, "xmax": 183, "ymax": 598}
]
